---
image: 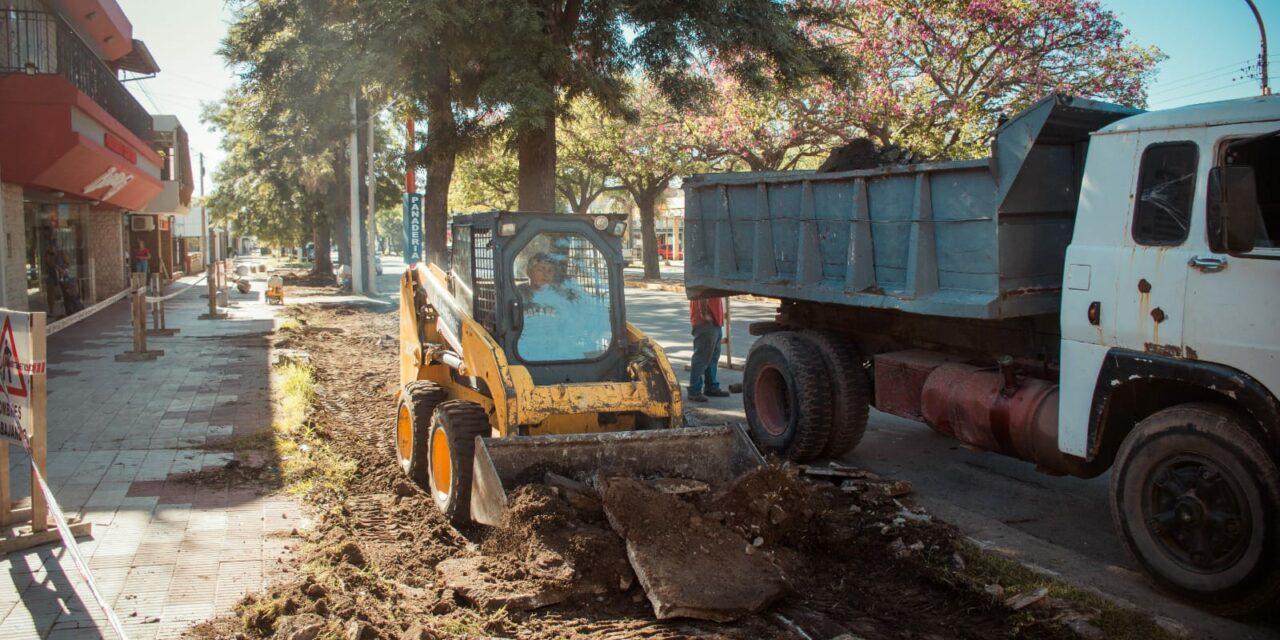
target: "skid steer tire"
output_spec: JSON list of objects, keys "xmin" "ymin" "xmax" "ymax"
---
[
  {"xmin": 427, "ymin": 400, "xmax": 491, "ymax": 527},
  {"xmin": 743, "ymin": 331, "xmax": 833, "ymax": 462},
  {"xmin": 395, "ymin": 381, "xmax": 448, "ymax": 483},
  {"xmin": 1111, "ymin": 403, "xmax": 1280, "ymax": 616},
  {"xmin": 799, "ymin": 331, "xmax": 870, "ymax": 459}
]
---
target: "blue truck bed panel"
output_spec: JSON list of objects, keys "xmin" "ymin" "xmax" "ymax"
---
[{"xmin": 683, "ymin": 94, "xmax": 1141, "ymax": 320}]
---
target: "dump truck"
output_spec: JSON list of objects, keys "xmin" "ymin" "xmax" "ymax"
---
[
  {"xmin": 683, "ymin": 94, "xmax": 1280, "ymax": 614},
  {"xmin": 396, "ymin": 212, "xmax": 762, "ymax": 527}
]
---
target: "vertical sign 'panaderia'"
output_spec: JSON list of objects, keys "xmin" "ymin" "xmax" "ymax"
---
[{"xmin": 403, "ymin": 193, "xmax": 424, "ymax": 265}]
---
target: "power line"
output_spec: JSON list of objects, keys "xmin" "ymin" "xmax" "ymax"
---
[
  {"xmin": 1149, "ymin": 57, "xmax": 1280, "ymax": 102},
  {"xmin": 1158, "ymin": 78, "xmax": 1250, "ymax": 104},
  {"xmin": 1149, "ymin": 57, "xmax": 1257, "ymax": 94}
]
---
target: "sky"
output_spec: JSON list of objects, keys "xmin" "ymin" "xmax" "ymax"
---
[{"xmin": 116, "ymin": 0, "xmax": 1280, "ymax": 196}]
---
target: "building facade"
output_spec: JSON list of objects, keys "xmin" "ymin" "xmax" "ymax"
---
[
  {"xmin": 137, "ymin": 114, "xmax": 194, "ymax": 276},
  {"xmin": 0, "ymin": 0, "xmax": 165, "ymax": 315}
]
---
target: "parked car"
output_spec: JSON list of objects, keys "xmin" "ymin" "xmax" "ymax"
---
[{"xmin": 657, "ymin": 242, "xmax": 683, "ymax": 260}]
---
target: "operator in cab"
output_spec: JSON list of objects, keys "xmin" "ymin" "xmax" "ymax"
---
[{"xmin": 516, "ymin": 252, "xmax": 578, "ymax": 315}]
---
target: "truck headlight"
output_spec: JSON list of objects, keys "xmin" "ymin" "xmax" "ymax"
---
[
  {"xmin": 612, "ymin": 221, "xmax": 626, "ymax": 236},
  {"xmin": 593, "ymin": 215, "xmax": 609, "ymax": 231},
  {"xmin": 499, "ymin": 222, "xmax": 517, "ymax": 236}
]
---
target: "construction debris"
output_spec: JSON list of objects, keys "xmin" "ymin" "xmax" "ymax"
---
[
  {"xmin": 601, "ymin": 477, "xmax": 788, "ymax": 622},
  {"xmin": 185, "ymin": 303, "xmax": 1176, "ymax": 640}
]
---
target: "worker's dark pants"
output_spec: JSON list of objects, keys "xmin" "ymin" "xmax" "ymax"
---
[{"xmin": 689, "ymin": 322, "xmax": 722, "ymax": 395}]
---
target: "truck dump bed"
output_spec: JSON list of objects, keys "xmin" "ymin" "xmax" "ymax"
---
[{"xmin": 683, "ymin": 94, "xmax": 1140, "ymax": 319}]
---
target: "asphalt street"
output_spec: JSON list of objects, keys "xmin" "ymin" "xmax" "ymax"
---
[
  {"xmin": 621, "ymin": 283, "xmax": 1277, "ymax": 640},
  {"xmin": 376, "ymin": 257, "xmax": 1272, "ymax": 639}
]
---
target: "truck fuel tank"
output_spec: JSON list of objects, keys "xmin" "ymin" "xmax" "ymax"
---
[{"xmin": 919, "ymin": 363, "xmax": 1092, "ymax": 477}]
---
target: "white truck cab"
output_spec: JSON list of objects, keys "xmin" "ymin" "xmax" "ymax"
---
[{"xmin": 1061, "ymin": 95, "xmax": 1280, "ymax": 613}]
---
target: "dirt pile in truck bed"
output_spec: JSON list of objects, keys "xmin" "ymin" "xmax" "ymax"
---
[{"xmin": 185, "ymin": 302, "xmax": 1144, "ymax": 640}]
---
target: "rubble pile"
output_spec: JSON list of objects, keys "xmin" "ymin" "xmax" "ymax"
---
[{"xmin": 186, "ymin": 304, "xmax": 1136, "ymax": 640}]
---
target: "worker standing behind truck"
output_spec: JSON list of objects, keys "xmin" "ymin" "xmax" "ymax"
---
[{"xmin": 688, "ymin": 297, "xmax": 729, "ymax": 402}]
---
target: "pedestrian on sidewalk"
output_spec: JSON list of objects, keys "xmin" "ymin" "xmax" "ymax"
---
[
  {"xmin": 134, "ymin": 240, "xmax": 151, "ymax": 275},
  {"xmin": 688, "ymin": 296, "xmax": 730, "ymax": 402},
  {"xmin": 42, "ymin": 241, "xmax": 81, "ymax": 315}
]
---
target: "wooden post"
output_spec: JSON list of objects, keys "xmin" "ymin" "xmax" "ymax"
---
[
  {"xmin": 200, "ymin": 262, "xmax": 227, "ymax": 320},
  {"xmin": 116, "ymin": 278, "xmax": 163, "ymax": 361},
  {"xmin": 29, "ymin": 312, "xmax": 45, "ymax": 532},
  {"xmin": 86, "ymin": 258, "xmax": 97, "ymax": 304},
  {"xmin": 0, "ymin": 441, "xmax": 8, "ymax": 526},
  {"xmin": 147, "ymin": 273, "xmax": 178, "ymax": 336},
  {"xmin": 721, "ymin": 296, "xmax": 742, "ymax": 371},
  {"xmin": 1, "ymin": 309, "xmax": 93, "ymax": 550}
]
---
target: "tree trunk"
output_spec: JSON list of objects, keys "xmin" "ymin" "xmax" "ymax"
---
[
  {"xmin": 517, "ymin": 112, "xmax": 557, "ymax": 212},
  {"xmin": 311, "ymin": 211, "xmax": 334, "ymax": 276},
  {"xmin": 423, "ymin": 49, "xmax": 454, "ymax": 268},
  {"xmin": 637, "ymin": 191, "xmax": 661, "ymax": 280}
]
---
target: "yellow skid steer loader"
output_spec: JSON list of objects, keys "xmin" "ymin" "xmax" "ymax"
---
[{"xmin": 396, "ymin": 212, "xmax": 762, "ymax": 525}]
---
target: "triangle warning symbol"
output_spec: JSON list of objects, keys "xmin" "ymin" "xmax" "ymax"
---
[{"xmin": 0, "ymin": 317, "xmax": 28, "ymax": 399}]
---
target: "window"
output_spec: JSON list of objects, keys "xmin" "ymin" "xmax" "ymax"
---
[
  {"xmin": 513, "ymin": 233, "xmax": 613, "ymax": 362},
  {"xmin": 1214, "ymin": 132, "xmax": 1279, "ymax": 252},
  {"xmin": 1133, "ymin": 142, "xmax": 1198, "ymax": 246}
]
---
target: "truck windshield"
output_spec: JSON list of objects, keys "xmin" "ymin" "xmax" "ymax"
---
[{"xmin": 513, "ymin": 233, "xmax": 613, "ymax": 362}]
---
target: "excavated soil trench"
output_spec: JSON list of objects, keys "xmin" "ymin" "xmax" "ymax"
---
[{"xmin": 187, "ymin": 303, "xmax": 1090, "ymax": 640}]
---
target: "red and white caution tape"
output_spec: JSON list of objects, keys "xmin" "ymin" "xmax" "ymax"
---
[
  {"xmin": 145, "ymin": 274, "xmax": 207, "ymax": 304},
  {"xmin": 5, "ymin": 391, "xmax": 130, "ymax": 639}
]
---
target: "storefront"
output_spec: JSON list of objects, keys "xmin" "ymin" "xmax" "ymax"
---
[{"xmin": 23, "ymin": 201, "xmax": 90, "ymax": 315}]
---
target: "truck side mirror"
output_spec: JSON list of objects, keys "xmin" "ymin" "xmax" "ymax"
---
[{"xmin": 1207, "ymin": 166, "xmax": 1262, "ymax": 254}]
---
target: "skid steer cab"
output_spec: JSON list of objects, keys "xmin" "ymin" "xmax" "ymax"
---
[{"xmin": 395, "ymin": 212, "xmax": 760, "ymax": 526}]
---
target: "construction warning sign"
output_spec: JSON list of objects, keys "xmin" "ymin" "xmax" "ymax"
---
[{"xmin": 0, "ymin": 312, "xmax": 41, "ymax": 445}]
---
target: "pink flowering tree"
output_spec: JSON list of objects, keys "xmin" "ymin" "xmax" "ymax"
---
[
  {"xmin": 695, "ymin": 0, "xmax": 1163, "ymax": 164},
  {"xmin": 687, "ymin": 69, "xmax": 863, "ymax": 171},
  {"xmin": 827, "ymin": 0, "xmax": 1164, "ymax": 158}
]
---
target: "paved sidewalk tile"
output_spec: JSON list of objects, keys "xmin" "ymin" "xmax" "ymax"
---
[{"xmin": 3, "ymin": 263, "xmax": 306, "ymax": 639}]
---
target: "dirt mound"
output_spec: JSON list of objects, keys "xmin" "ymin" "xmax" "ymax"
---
[
  {"xmin": 187, "ymin": 301, "xmax": 1133, "ymax": 640},
  {"xmin": 438, "ymin": 484, "xmax": 631, "ymax": 611},
  {"xmin": 705, "ymin": 465, "xmax": 816, "ymax": 548}
]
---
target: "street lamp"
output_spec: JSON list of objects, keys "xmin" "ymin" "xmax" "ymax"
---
[{"xmin": 1244, "ymin": 0, "xmax": 1270, "ymax": 95}]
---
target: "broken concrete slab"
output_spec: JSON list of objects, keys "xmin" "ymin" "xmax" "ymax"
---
[
  {"xmin": 601, "ymin": 477, "xmax": 788, "ymax": 622},
  {"xmin": 435, "ymin": 556, "xmax": 573, "ymax": 611}
]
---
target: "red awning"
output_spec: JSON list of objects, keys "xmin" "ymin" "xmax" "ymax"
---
[{"xmin": 0, "ymin": 75, "xmax": 161, "ymax": 210}]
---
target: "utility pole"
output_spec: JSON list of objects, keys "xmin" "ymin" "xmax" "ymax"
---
[
  {"xmin": 200, "ymin": 152, "xmax": 211, "ymax": 267},
  {"xmin": 1246, "ymin": 0, "xmax": 1271, "ymax": 95},
  {"xmin": 365, "ymin": 108, "xmax": 377, "ymax": 294},
  {"xmin": 348, "ymin": 90, "xmax": 364, "ymax": 294}
]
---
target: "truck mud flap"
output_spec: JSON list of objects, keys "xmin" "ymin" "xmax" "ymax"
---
[{"xmin": 470, "ymin": 426, "xmax": 765, "ymax": 525}]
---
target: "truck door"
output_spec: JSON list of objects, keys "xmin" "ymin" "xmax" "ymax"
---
[
  {"xmin": 1111, "ymin": 134, "xmax": 1203, "ymax": 354},
  {"xmin": 1182, "ymin": 127, "xmax": 1280, "ymax": 393}
]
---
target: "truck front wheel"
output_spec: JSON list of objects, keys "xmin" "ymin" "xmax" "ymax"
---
[
  {"xmin": 1111, "ymin": 402, "xmax": 1280, "ymax": 616},
  {"xmin": 743, "ymin": 332, "xmax": 833, "ymax": 462}
]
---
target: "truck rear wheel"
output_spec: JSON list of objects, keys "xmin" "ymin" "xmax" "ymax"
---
[
  {"xmin": 800, "ymin": 331, "xmax": 870, "ymax": 459},
  {"xmin": 743, "ymin": 332, "xmax": 833, "ymax": 462},
  {"xmin": 428, "ymin": 400, "xmax": 491, "ymax": 527},
  {"xmin": 395, "ymin": 381, "xmax": 448, "ymax": 483},
  {"xmin": 1111, "ymin": 403, "xmax": 1280, "ymax": 616}
]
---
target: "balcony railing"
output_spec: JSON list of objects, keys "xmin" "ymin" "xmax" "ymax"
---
[{"xmin": 1, "ymin": 9, "xmax": 153, "ymax": 142}]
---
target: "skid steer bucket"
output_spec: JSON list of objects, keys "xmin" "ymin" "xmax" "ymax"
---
[{"xmin": 470, "ymin": 426, "xmax": 765, "ymax": 525}]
